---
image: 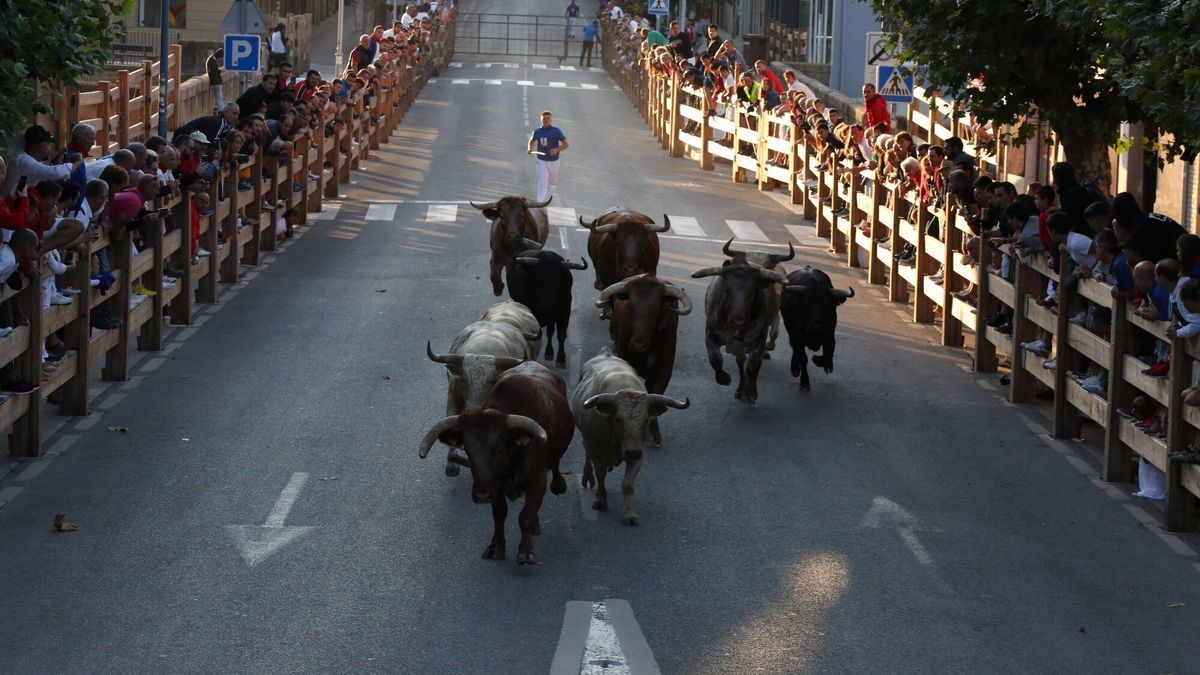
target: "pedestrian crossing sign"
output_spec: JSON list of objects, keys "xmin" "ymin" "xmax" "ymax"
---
[
  {"xmin": 876, "ymin": 66, "xmax": 914, "ymax": 104},
  {"xmin": 647, "ymin": 0, "xmax": 669, "ymax": 16}
]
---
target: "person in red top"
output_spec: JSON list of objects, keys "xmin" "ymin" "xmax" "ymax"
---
[
  {"xmin": 753, "ymin": 60, "xmax": 784, "ymax": 95},
  {"xmin": 293, "ymin": 69, "xmax": 323, "ymax": 101},
  {"xmin": 862, "ymin": 82, "xmax": 891, "ymax": 133},
  {"xmin": 0, "ymin": 158, "xmax": 32, "ymax": 233}
]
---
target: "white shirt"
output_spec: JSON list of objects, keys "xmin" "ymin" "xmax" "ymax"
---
[
  {"xmin": 401, "ymin": 13, "xmax": 416, "ymax": 28},
  {"xmin": 383, "ymin": 28, "xmax": 396, "ymax": 39},
  {"xmin": 1065, "ymin": 231, "xmax": 1098, "ymax": 268},
  {"xmin": 270, "ymin": 31, "xmax": 286, "ymax": 54},
  {"xmin": 787, "ymin": 79, "xmax": 816, "ymax": 100},
  {"xmin": 610, "ymin": 6, "xmax": 624, "ymax": 19},
  {"xmin": 86, "ymin": 156, "xmax": 115, "ymax": 180},
  {"xmin": 0, "ymin": 245, "xmax": 15, "ymax": 284},
  {"xmin": 2, "ymin": 152, "xmax": 73, "ymax": 197}
]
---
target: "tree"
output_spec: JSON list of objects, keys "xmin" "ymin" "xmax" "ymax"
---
[
  {"xmin": 870, "ymin": 0, "xmax": 1134, "ymax": 185},
  {"xmin": 1, "ymin": 0, "xmax": 130, "ymax": 143}
]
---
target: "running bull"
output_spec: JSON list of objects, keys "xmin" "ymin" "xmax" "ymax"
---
[
  {"xmin": 471, "ymin": 196, "xmax": 552, "ymax": 296},
  {"xmin": 506, "ymin": 250, "xmax": 588, "ymax": 368},
  {"xmin": 780, "ymin": 265, "xmax": 854, "ymax": 391}
]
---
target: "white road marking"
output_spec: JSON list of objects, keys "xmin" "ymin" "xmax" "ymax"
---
[
  {"xmin": 559, "ymin": 226, "xmax": 570, "ymax": 251},
  {"xmin": 479, "ymin": 63, "xmax": 492, "ymax": 68},
  {"xmin": 307, "ymin": 204, "xmax": 341, "ymax": 221},
  {"xmin": 785, "ymin": 224, "xmax": 828, "ymax": 249},
  {"xmin": 861, "ymin": 496, "xmax": 952, "ymax": 594},
  {"xmin": 74, "ymin": 414, "xmax": 101, "ymax": 430},
  {"xmin": 452, "ymin": 79, "xmax": 469, "ymax": 84},
  {"xmin": 504, "ymin": 63, "xmax": 518, "ymax": 68},
  {"xmin": 726, "ymin": 219, "xmax": 768, "ymax": 242},
  {"xmin": 227, "ymin": 472, "xmax": 315, "ymax": 567},
  {"xmin": 0, "ymin": 486, "xmax": 23, "ymax": 508},
  {"xmin": 449, "ymin": 62, "xmax": 462, "ymax": 67},
  {"xmin": 365, "ymin": 203, "xmax": 398, "ymax": 221},
  {"xmin": 364, "ymin": 199, "xmax": 473, "ymax": 204},
  {"xmin": 532, "ymin": 63, "xmax": 547, "ymax": 69},
  {"xmin": 560, "ymin": 65, "xmax": 576, "ymax": 71},
  {"xmin": 664, "ymin": 214, "xmax": 704, "ymax": 238},
  {"xmin": 580, "ymin": 83, "xmax": 599, "ymax": 90},
  {"xmin": 552, "ymin": 600, "xmax": 660, "ymax": 675},
  {"xmin": 486, "ymin": 79, "xmax": 502, "ymax": 85},
  {"xmin": 547, "ymin": 206, "xmax": 578, "ymax": 230},
  {"xmin": 426, "ymin": 204, "xmax": 458, "ymax": 222},
  {"xmin": 95, "ymin": 392, "xmax": 126, "ymax": 411},
  {"xmin": 518, "ymin": 80, "xmax": 535, "ymax": 86},
  {"xmin": 428, "ymin": 78, "xmax": 438, "ymax": 83},
  {"xmin": 549, "ymin": 81, "xmax": 568, "ymax": 88}
]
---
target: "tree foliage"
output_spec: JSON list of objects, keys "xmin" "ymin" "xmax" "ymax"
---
[
  {"xmin": 871, "ymin": 0, "xmax": 1200, "ymax": 183},
  {"xmin": 2, "ymin": 0, "xmax": 130, "ymax": 143}
]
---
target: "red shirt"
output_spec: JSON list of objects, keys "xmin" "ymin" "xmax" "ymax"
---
[
  {"xmin": 758, "ymin": 68, "xmax": 784, "ymax": 95},
  {"xmin": 864, "ymin": 93, "xmax": 891, "ymax": 132},
  {"xmin": 1037, "ymin": 208, "xmax": 1054, "ymax": 250},
  {"xmin": 110, "ymin": 187, "xmax": 145, "ymax": 223},
  {"xmin": 0, "ymin": 195, "xmax": 31, "ymax": 233}
]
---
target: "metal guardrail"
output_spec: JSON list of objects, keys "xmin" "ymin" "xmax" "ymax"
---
[{"xmin": 454, "ymin": 13, "xmax": 584, "ymax": 63}]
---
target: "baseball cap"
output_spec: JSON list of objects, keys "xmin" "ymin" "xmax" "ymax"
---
[{"xmin": 189, "ymin": 131, "xmax": 211, "ymax": 145}]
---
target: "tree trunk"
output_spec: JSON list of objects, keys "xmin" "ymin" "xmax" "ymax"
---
[{"xmin": 1055, "ymin": 126, "xmax": 1112, "ymax": 190}]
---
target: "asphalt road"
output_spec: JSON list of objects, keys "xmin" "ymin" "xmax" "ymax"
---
[{"xmin": 2, "ymin": 6, "xmax": 1200, "ymax": 674}]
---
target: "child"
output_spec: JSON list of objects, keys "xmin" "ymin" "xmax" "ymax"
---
[
  {"xmin": 1140, "ymin": 259, "xmax": 1180, "ymax": 377},
  {"xmin": 1084, "ymin": 201, "xmax": 1110, "ymax": 235}
]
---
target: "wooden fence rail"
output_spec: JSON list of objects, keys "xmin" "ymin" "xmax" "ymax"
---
[
  {"xmin": 602, "ymin": 27, "xmax": 1200, "ymax": 532},
  {"xmin": 4, "ymin": 22, "xmax": 456, "ymax": 458}
]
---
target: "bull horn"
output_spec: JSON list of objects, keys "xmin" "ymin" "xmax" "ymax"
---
[
  {"xmin": 583, "ymin": 393, "xmax": 619, "ymax": 409},
  {"xmin": 505, "ymin": 414, "xmax": 548, "ymax": 444},
  {"xmin": 579, "ymin": 215, "xmax": 599, "ymax": 230},
  {"xmin": 598, "ymin": 274, "xmax": 644, "ymax": 301},
  {"xmin": 525, "ymin": 196, "xmax": 553, "ymax": 208},
  {"xmin": 769, "ymin": 242, "xmax": 796, "ymax": 264},
  {"xmin": 644, "ymin": 214, "xmax": 671, "ymax": 233},
  {"xmin": 758, "ymin": 268, "xmax": 788, "ymax": 285},
  {"xmin": 647, "ymin": 394, "xmax": 690, "ymax": 410},
  {"xmin": 418, "ymin": 415, "xmax": 461, "ymax": 458},
  {"xmin": 426, "ymin": 341, "xmax": 464, "ymax": 367},
  {"xmin": 518, "ymin": 238, "xmax": 543, "ymax": 251},
  {"xmin": 493, "ymin": 356, "xmax": 524, "ymax": 371},
  {"xmin": 782, "ymin": 284, "xmax": 809, "ymax": 294},
  {"xmin": 663, "ymin": 285, "xmax": 693, "ymax": 316},
  {"xmin": 563, "ymin": 257, "xmax": 589, "ymax": 271},
  {"xmin": 832, "ymin": 286, "xmax": 856, "ymax": 300},
  {"xmin": 691, "ymin": 266, "xmax": 726, "ymax": 279},
  {"xmin": 469, "ymin": 200, "xmax": 497, "ymax": 210},
  {"xmin": 722, "ymin": 237, "xmax": 747, "ymax": 259}
]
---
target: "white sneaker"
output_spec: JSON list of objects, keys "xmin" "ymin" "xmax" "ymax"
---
[
  {"xmin": 50, "ymin": 293, "xmax": 72, "ymax": 305},
  {"xmin": 0, "ymin": 327, "xmax": 14, "ymax": 338},
  {"xmin": 89, "ymin": 278, "xmax": 101, "ymax": 287},
  {"xmin": 196, "ymin": 247, "xmax": 212, "ymax": 258},
  {"xmin": 1069, "ymin": 310, "xmax": 1087, "ymax": 325},
  {"xmin": 1020, "ymin": 339, "xmax": 1048, "ymax": 355},
  {"xmin": 130, "ymin": 294, "xmax": 147, "ymax": 308},
  {"xmin": 162, "ymin": 279, "xmax": 177, "ymax": 290},
  {"xmin": 1082, "ymin": 379, "xmax": 1107, "ymax": 396},
  {"xmin": 1076, "ymin": 374, "xmax": 1102, "ymax": 389},
  {"xmin": 1042, "ymin": 358, "xmax": 1056, "ymax": 370}
]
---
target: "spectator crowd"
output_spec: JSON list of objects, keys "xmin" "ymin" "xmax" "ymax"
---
[{"xmin": 0, "ymin": 5, "xmax": 452, "ymax": 399}]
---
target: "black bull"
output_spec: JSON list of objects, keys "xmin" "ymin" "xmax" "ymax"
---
[{"xmin": 779, "ymin": 265, "xmax": 854, "ymax": 391}]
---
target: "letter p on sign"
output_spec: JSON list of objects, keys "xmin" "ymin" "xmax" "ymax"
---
[{"xmin": 224, "ymin": 34, "xmax": 262, "ymax": 72}]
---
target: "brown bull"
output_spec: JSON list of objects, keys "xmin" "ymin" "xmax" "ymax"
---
[
  {"xmin": 417, "ymin": 362, "xmax": 573, "ymax": 565},
  {"xmin": 597, "ymin": 274, "xmax": 692, "ymax": 446},
  {"xmin": 581, "ymin": 209, "xmax": 670, "ymax": 298},
  {"xmin": 472, "ymin": 196, "xmax": 552, "ymax": 296}
]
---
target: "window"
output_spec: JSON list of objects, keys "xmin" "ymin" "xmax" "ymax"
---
[
  {"xmin": 808, "ymin": 0, "xmax": 833, "ymax": 63},
  {"xmin": 139, "ymin": 0, "xmax": 187, "ymax": 28}
]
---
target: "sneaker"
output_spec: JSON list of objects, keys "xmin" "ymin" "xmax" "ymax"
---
[
  {"xmin": 1068, "ymin": 310, "xmax": 1088, "ymax": 325},
  {"xmin": 162, "ymin": 279, "xmax": 177, "ymax": 290},
  {"xmin": 1142, "ymin": 360, "xmax": 1169, "ymax": 377},
  {"xmin": 130, "ymin": 294, "xmax": 147, "ymax": 308},
  {"xmin": 196, "ymin": 247, "xmax": 212, "ymax": 258},
  {"xmin": 995, "ymin": 323, "xmax": 1013, "ymax": 335},
  {"xmin": 1020, "ymin": 339, "xmax": 1049, "ymax": 357},
  {"xmin": 199, "ymin": 208, "xmax": 214, "ymax": 217},
  {"xmin": 0, "ymin": 379, "xmax": 39, "ymax": 394},
  {"xmin": 164, "ymin": 268, "xmax": 185, "ymax": 279},
  {"xmin": 293, "ymin": 182, "xmax": 305, "ymax": 193},
  {"xmin": 50, "ymin": 293, "xmax": 72, "ymax": 305},
  {"xmin": 1167, "ymin": 448, "xmax": 1200, "ymax": 464},
  {"xmin": 132, "ymin": 283, "xmax": 157, "ymax": 297},
  {"xmin": 307, "ymin": 173, "xmax": 321, "ymax": 181},
  {"xmin": 1134, "ymin": 414, "xmax": 1158, "ymax": 429},
  {"xmin": 1082, "ymin": 379, "xmax": 1107, "ymax": 396},
  {"xmin": 1116, "ymin": 407, "xmax": 1136, "ymax": 419},
  {"xmin": 0, "ymin": 327, "xmax": 13, "ymax": 339},
  {"xmin": 1076, "ymin": 374, "xmax": 1102, "ymax": 390},
  {"xmin": 1042, "ymin": 358, "xmax": 1056, "ymax": 370},
  {"xmin": 89, "ymin": 278, "xmax": 101, "ymax": 287},
  {"xmin": 238, "ymin": 180, "xmax": 253, "ymax": 192},
  {"xmin": 60, "ymin": 287, "xmax": 82, "ymax": 296},
  {"xmin": 986, "ymin": 313, "xmax": 1007, "ymax": 328}
]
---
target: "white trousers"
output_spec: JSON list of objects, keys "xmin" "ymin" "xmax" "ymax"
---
[{"xmin": 535, "ymin": 159, "xmax": 560, "ymax": 202}]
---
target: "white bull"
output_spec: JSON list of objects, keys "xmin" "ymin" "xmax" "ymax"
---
[
  {"xmin": 477, "ymin": 300, "xmax": 540, "ymax": 359},
  {"xmin": 570, "ymin": 348, "xmax": 689, "ymax": 525}
]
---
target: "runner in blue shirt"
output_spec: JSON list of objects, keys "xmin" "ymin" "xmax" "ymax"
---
[
  {"xmin": 565, "ymin": 0, "xmax": 581, "ymax": 38},
  {"xmin": 527, "ymin": 111, "xmax": 569, "ymax": 202}
]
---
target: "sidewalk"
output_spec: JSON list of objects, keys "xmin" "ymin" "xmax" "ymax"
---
[{"xmin": 309, "ymin": 0, "xmax": 368, "ymax": 77}]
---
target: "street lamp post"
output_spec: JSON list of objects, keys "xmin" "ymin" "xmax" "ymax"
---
[
  {"xmin": 334, "ymin": 0, "xmax": 345, "ymax": 75},
  {"xmin": 158, "ymin": 0, "xmax": 169, "ymax": 135}
]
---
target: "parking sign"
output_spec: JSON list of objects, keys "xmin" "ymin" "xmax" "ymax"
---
[{"xmin": 224, "ymin": 34, "xmax": 262, "ymax": 72}]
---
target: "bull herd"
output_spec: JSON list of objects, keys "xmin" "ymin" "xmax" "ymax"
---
[{"xmin": 416, "ymin": 196, "xmax": 854, "ymax": 565}]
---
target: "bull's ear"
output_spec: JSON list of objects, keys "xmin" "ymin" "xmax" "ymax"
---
[
  {"xmin": 483, "ymin": 208, "xmax": 500, "ymax": 220},
  {"xmin": 439, "ymin": 429, "xmax": 464, "ymax": 448}
]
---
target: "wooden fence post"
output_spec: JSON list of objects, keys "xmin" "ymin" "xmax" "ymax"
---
[
  {"xmin": 116, "ymin": 71, "xmax": 131, "ymax": 148},
  {"xmin": 169, "ymin": 192, "xmax": 194, "ymax": 326},
  {"xmin": 1102, "ymin": 294, "xmax": 1132, "ymax": 481},
  {"xmin": 1009, "ymin": 259, "xmax": 1040, "ymax": 404},
  {"xmin": 103, "ymin": 233, "xmax": 132, "ymax": 382},
  {"xmin": 1166, "ymin": 338, "xmax": 1199, "ymax": 531}
]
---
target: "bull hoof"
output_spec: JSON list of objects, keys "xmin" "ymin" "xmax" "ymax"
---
[
  {"xmin": 715, "ymin": 371, "xmax": 731, "ymax": 386},
  {"xmin": 544, "ymin": 347, "xmax": 554, "ymax": 361},
  {"xmin": 531, "ymin": 522, "xmax": 542, "ymax": 536},
  {"xmin": 445, "ymin": 463, "xmax": 461, "ymax": 477},
  {"xmin": 482, "ymin": 542, "xmax": 505, "ymax": 560},
  {"xmin": 517, "ymin": 549, "xmax": 537, "ymax": 565},
  {"xmin": 762, "ymin": 352, "xmax": 771, "ymax": 360},
  {"xmin": 791, "ymin": 366, "xmax": 801, "ymax": 377},
  {"xmin": 800, "ymin": 382, "xmax": 811, "ymax": 392},
  {"xmin": 551, "ymin": 472, "xmax": 567, "ymax": 495},
  {"xmin": 622, "ymin": 513, "xmax": 639, "ymax": 526},
  {"xmin": 812, "ymin": 354, "xmax": 829, "ymax": 369},
  {"xmin": 555, "ymin": 358, "xmax": 566, "ymax": 369},
  {"xmin": 592, "ymin": 499, "xmax": 608, "ymax": 511},
  {"xmin": 492, "ymin": 284, "xmax": 504, "ymax": 296}
]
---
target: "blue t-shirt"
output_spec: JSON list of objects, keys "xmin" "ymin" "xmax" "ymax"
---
[
  {"xmin": 1149, "ymin": 284, "xmax": 1170, "ymax": 320},
  {"xmin": 583, "ymin": 23, "xmax": 598, "ymax": 41},
  {"xmin": 532, "ymin": 126, "xmax": 566, "ymax": 161},
  {"xmin": 1111, "ymin": 252, "xmax": 1133, "ymax": 292},
  {"xmin": 566, "ymin": 3, "xmax": 580, "ymax": 17}
]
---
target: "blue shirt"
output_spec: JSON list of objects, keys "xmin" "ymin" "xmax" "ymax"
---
[
  {"xmin": 583, "ymin": 23, "xmax": 598, "ymax": 41},
  {"xmin": 1149, "ymin": 284, "xmax": 1170, "ymax": 320},
  {"xmin": 566, "ymin": 3, "xmax": 580, "ymax": 17},
  {"xmin": 1111, "ymin": 253, "xmax": 1133, "ymax": 292},
  {"xmin": 532, "ymin": 125, "xmax": 566, "ymax": 162}
]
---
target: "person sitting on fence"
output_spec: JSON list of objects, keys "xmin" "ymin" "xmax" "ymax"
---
[
  {"xmin": 717, "ymin": 40, "xmax": 747, "ymax": 71},
  {"xmin": 1136, "ymin": 258, "xmax": 1181, "ymax": 378},
  {"xmin": 781, "ymin": 70, "xmax": 815, "ymax": 100},
  {"xmin": 944, "ymin": 136, "xmax": 972, "ymax": 167},
  {"xmin": 2, "ymin": 126, "xmax": 82, "ymax": 197},
  {"xmin": 237, "ymin": 74, "xmax": 279, "ymax": 119},
  {"xmin": 862, "ymin": 82, "xmax": 891, "ymax": 133},
  {"xmin": 702, "ymin": 23, "xmax": 721, "ymax": 59},
  {"xmin": 753, "ymin": 60, "xmax": 784, "ymax": 95}
]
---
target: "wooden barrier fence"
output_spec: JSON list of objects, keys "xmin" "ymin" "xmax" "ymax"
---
[
  {"xmin": 3, "ymin": 22, "xmax": 455, "ymax": 459},
  {"xmin": 603, "ymin": 31, "xmax": 1200, "ymax": 532}
]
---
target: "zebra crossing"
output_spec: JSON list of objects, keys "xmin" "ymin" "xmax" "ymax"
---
[
  {"xmin": 338, "ymin": 201, "xmax": 802, "ymax": 247},
  {"xmin": 448, "ymin": 62, "xmax": 604, "ymax": 73},
  {"xmin": 435, "ymin": 78, "xmax": 618, "ymax": 91}
]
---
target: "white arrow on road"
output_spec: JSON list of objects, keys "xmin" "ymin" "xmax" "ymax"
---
[
  {"xmin": 228, "ymin": 472, "xmax": 314, "ymax": 567},
  {"xmin": 860, "ymin": 496, "xmax": 951, "ymax": 593}
]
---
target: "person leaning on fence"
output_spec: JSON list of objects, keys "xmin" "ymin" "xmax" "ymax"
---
[
  {"xmin": 236, "ymin": 73, "xmax": 278, "ymax": 118},
  {"xmin": 269, "ymin": 23, "xmax": 289, "ymax": 70},
  {"xmin": 346, "ymin": 35, "xmax": 374, "ymax": 78},
  {"xmin": 666, "ymin": 21, "xmax": 691, "ymax": 58},
  {"xmin": 2, "ymin": 126, "xmax": 82, "ymax": 198},
  {"xmin": 206, "ymin": 48, "xmax": 225, "ymax": 111}
]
